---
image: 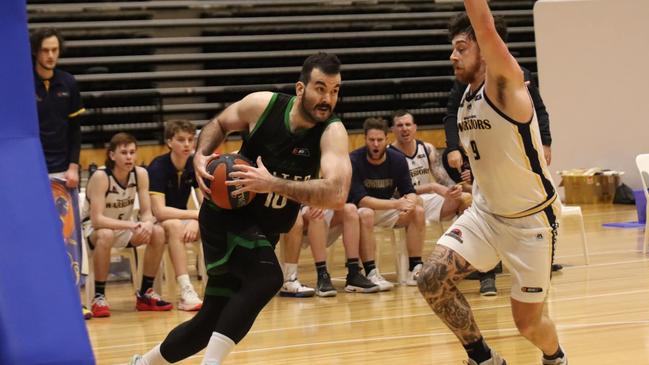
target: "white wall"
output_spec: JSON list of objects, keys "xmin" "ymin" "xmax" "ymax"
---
[{"xmin": 534, "ymin": 0, "xmax": 649, "ymax": 191}]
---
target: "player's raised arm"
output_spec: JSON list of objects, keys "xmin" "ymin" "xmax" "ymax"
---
[
  {"xmin": 464, "ymin": 0, "xmax": 522, "ymax": 84},
  {"xmin": 194, "ymin": 91, "xmax": 273, "ymax": 195}
]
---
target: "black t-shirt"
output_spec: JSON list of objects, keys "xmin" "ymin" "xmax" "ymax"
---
[
  {"xmin": 147, "ymin": 152, "xmax": 197, "ymax": 210},
  {"xmin": 348, "ymin": 146, "xmax": 416, "ymax": 206},
  {"xmin": 238, "ymin": 92, "xmax": 340, "ymax": 234}
]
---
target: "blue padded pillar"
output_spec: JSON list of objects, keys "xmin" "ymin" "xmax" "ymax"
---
[{"xmin": 0, "ymin": 1, "xmax": 95, "ymax": 364}]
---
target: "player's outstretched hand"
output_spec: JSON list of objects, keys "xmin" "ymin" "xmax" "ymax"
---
[
  {"xmin": 227, "ymin": 156, "xmax": 274, "ymax": 196},
  {"xmin": 194, "ymin": 152, "xmax": 219, "ymax": 198}
]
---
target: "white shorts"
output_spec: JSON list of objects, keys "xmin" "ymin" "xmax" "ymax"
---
[
  {"xmin": 437, "ymin": 201, "xmax": 561, "ymax": 303},
  {"xmin": 83, "ymin": 221, "xmax": 133, "ymax": 249},
  {"xmin": 420, "ymin": 193, "xmax": 445, "ymax": 223}
]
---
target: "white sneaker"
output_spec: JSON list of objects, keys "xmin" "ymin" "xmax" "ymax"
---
[
  {"xmin": 367, "ymin": 268, "xmax": 394, "ymax": 291},
  {"xmin": 406, "ymin": 263, "xmax": 422, "ymax": 286},
  {"xmin": 128, "ymin": 355, "xmax": 142, "ymax": 365},
  {"xmin": 178, "ymin": 286, "xmax": 203, "ymax": 311},
  {"xmin": 542, "ymin": 350, "xmax": 567, "ymax": 365},
  {"xmin": 279, "ymin": 278, "xmax": 315, "ymax": 297},
  {"xmin": 466, "ymin": 350, "xmax": 507, "ymax": 365}
]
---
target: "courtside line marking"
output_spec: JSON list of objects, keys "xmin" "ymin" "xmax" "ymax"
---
[
  {"xmin": 111, "ymin": 319, "xmax": 649, "ymax": 364},
  {"xmin": 96, "ymin": 286, "xmax": 649, "ymax": 352}
]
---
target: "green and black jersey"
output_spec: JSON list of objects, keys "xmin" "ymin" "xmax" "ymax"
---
[{"xmin": 239, "ymin": 92, "xmax": 341, "ymax": 234}]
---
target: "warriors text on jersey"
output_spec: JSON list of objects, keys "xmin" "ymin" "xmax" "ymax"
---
[
  {"xmin": 458, "ymin": 84, "xmax": 556, "ymax": 218},
  {"xmin": 397, "ymin": 140, "xmax": 434, "ymax": 187},
  {"xmin": 238, "ymin": 92, "xmax": 341, "ymax": 233},
  {"xmin": 82, "ymin": 168, "xmax": 138, "ymax": 222}
]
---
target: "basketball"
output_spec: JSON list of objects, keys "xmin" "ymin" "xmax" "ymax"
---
[{"xmin": 206, "ymin": 153, "xmax": 256, "ymax": 209}]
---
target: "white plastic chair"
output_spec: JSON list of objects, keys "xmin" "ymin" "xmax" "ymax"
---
[
  {"xmin": 560, "ymin": 204, "xmax": 590, "ymax": 265},
  {"xmin": 161, "ymin": 187, "xmax": 208, "ymax": 297},
  {"xmin": 635, "ymin": 154, "xmax": 649, "ymax": 254}
]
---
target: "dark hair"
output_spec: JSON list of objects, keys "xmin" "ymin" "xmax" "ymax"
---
[
  {"xmin": 448, "ymin": 13, "xmax": 508, "ymax": 43},
  {"xmin": 164, "ymin": 120, "xmax": 196, "ymax": 141},
  {"xmin": 105, "ymin": 132, "xmax": 137, "ymax": 169},
  {"xmin": 363, "ymin": 117, "xmax": 389, "ymax": 135},
  {"xmin": 299, "ymin": 52, "xmax": 341, "ymax": 84},
  {"xmin": 391, "ymin": 109, "xmax": 414, "ymax": 125},
  {"xmin": 30, "ymin": 28, "xmax": 64, "ymax": 58}
]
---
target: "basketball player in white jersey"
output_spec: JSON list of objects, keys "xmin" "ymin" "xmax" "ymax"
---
[
  {"xmin": 389, "ymin": 110, "xmax": 471, "ymax": 221},
  {"xmin": 82, "ymin": 133, "xmax": 172, "ymax": 318},
  {"xmin": 416, "ymin": 2, "xmax": 567, "ymax": 365}
]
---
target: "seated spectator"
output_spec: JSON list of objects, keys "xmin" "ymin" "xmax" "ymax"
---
[
  {"xmin": 280, "ymin": 204, "xmax": 379, "ymax": 297},
  {"xmin": 82, "ymin": 133, "xmax": 172, "ymax": 317},
  {"xmin": 348, "ymin": 117, "xmax": 426, "ymax": 289},
  {"xmin": 147, "ymin": 120, "xmax": 203, "ymax": 311},
  {"xmin": 390, "ymin": 110, "xmax": 471, "ymax": 221}
]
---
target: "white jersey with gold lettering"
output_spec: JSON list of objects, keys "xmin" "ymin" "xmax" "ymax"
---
[
  {"xmin": 458, "ymin": 84, "xmax": 556, "ymax": 218},
  {"xmin": 398, "ymin": 140, "xmax": 434, "ymax": 187},
  {"xmin": 82, "ymin": 167, "xmax": 138, "ymax": 222}
]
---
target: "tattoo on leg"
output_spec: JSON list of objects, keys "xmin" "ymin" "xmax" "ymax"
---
[{"xmin": 417, "ymin": 246, "xmax": 481, "ymax": 344}]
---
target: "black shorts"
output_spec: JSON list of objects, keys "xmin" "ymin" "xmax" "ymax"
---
[{"xmin": 199, "ymin": 200, "xmax": 279, "ymax": 276}]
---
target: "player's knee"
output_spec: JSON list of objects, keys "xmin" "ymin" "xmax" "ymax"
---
[
  {"xmin": 513, "ymin": 315, "xmax": 540, "ymax": 339},
  {"xmin": 93, "ymin": 229, "xmax": 115, "ymax": 249},
  {"xmin": 416, "ymin": 261, "xmax": 448, "ymax": 297},
  {"xmin": 342, "ymin": 203, "xmax": 359, "ymax": 220},
  {"xmin": 150, "ymin": 225, "xmax": 166, "ymax": 247},
  {"xmin": 358, "ymin": 208, "xmax": 374, "ymax": 227},
  {"xmin": 258, "ymin": 264, "xmax": 283, "ymax": 298},
  {"xmin": 414, "ymin": 205, "xmax": 425, "ymax": 223},
  {"xmin": 161, "ymin": 219, "xmax": 184, "ymax": 237}
]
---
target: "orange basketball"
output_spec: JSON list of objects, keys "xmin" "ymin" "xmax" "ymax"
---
[{"xmin": 206, "ymin": 153, "xmax": 256, "ymax": 209}]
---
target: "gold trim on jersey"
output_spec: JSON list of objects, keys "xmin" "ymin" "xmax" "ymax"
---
[
  {"xmin": 149, "ymin": 191, "xmax": 165, "ymax": 197},
  {"xmin": 496, "ymin": 193, "xmax": 558, "ymax": 219}
]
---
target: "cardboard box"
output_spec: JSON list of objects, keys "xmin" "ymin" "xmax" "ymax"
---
[{"xmin": 561, "ymin": 174, "xmax": 620, "ymax": 204}]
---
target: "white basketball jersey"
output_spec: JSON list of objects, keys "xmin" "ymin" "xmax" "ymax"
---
[
  {"xmin": 458, "ymin": 84, "xmax": 556, "ymax": 218},
  {"xmin": 82, "ymin": 168, "xmax": 138, "ymax": 222},
  {"xmin": 400, "ymin": 140, "xmax": 435, "ymax": 187}
]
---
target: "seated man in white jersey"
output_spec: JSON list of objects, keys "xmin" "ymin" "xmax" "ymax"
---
[
  {"xmin": 389, "ymin": 109, "xmax": 471, "ymax": 222},
  {"xmin": 83, "ymin": 133, "xmax": 172, "ymax": 318},
  {"xmin": 279, "ymin": 203, "xmax": 379, "ymax": 297},
  {"xmin": 348, "ymin": 117, "xmax": 426, "ymax": 289},
  {"xmin": 416, "ymin": 4, "xmax": 567, "ymax": 365},
  {"xmin": 147, "ymin": 120, "xmax": 203, "ymax": 311}
]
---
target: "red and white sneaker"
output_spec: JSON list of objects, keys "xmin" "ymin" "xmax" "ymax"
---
[
  {"xmin": 178, "ymin": 286, "xmax": 203, "ymax": 311},
  {"xmin": 135, "ymin": 288, "xmax": 173, "ymax": 311},
  {"xmin": 91, "ymin": 295, "xmax": 111, "ymax": 318}
]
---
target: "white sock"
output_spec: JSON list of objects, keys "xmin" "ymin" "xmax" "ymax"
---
[
  {"xmin": 177, "ymin": 274, "xmax": 192, "ymax": 289},
  {"xmin": 201, "ymin": 332, "xmax": 235, "ymax": 365},
  {"xmin": 139, "ymin": 344, "xmax": 171, "ymax": 365},
  {"xmin": 283, "ymin": 263, "xmax": 298, "ymax": 281}
]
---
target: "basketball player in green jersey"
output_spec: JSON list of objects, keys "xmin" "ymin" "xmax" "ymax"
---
[
  {"xmin": 130, "ymin": 52, "xmax": 351, "ymax": 365},
  {"xmin": 416, "ymin": 1, "xmax": 567, "ymax": 365}
]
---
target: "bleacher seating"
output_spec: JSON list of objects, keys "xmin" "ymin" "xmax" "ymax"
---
[{"xmin": 27, "ymin": 0, "xmax": 540, "ymax": 145}]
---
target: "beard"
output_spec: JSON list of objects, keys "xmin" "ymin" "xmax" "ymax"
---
[
  {"xmin": 367, "ymin": 148, "xmax": 386, "ymax": 162},
  {"xmin": 299, "ymin": 89, "xmax": 333, "ymax": 124},
  {"xmin": 454, "ymin": 62, "xmax": 481, "ymax": 85}
]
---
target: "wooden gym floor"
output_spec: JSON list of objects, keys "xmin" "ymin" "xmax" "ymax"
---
[{"xmin": 88, "ymin": 204, "xmax": 649, "ymax": 365}]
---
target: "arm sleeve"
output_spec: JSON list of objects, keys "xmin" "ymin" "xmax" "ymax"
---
[
  {"xmin": 442, "ymin": 80, "xmax": 464, "ymax": 151},
  {"xmin": 392, "ymin": 153, "xmax": 416, "ymax": 196},
  {"xmin": 523, "ymin": 69, "xmax": 552, "ymax": 146}
]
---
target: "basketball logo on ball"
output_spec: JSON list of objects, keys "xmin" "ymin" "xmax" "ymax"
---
[{"xmin": 206, "ymin": 153, "xmax": 256, "ymax": 209}]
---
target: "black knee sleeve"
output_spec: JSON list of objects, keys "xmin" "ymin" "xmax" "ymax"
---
[{"xmin": 215, "ymin": 246, "xmax": 283, "ymax": 343}]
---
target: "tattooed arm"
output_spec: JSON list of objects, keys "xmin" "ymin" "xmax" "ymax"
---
[
  {"xmin": 417, "ymin": 245, "xmax": 482, "ymax": 345},
  {"xmin": 229, "ymin": 121, "xmax": 351, "ymax": 210},
  {"xmin": 194, "ymin": 92, "xmax": 272, "ymax": 195}
]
